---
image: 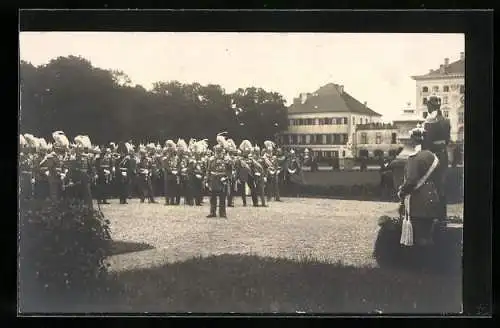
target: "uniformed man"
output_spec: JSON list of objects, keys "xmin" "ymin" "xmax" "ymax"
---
[
  {"xmin": 116, "ymin": 142, "xmax": 133, "ymax": 204},
  {"xmin": 177, "ymin": 139, "xmax": 192, "ymax": 205},
  {"xmin": 397, "ymin": 127, "xmax": 442, "ymax": 246},
  {"xmin": 137, "ymin": 144, "xmax": 157, "ymax": 203},
  {"xmin": 236, "ymin": 140, "xmax": 257, "ymax": 207},
  {"xmin": 263, "ymin": 140, "xmax": 281, "ymax": 202},
  {"xmin": 191, "ymin": 139, "xmax": 208, "ymax": 206},
  {"xmin": 19, "ymin": 135, "xmax": 35, "ymax": 200},
  {"xmin": 94, "ymin": 148, "xmax": 111, "ymax": 204},
  {"xmin": 225, "ymin": 139, "xmax": 238, "ymax": 207},
  {"xmin": 162, "ymin": 140, "xmax": 180, "ymax": 205},
  {"xmin": 285, "ymin": 149, "xmax": 303, "ymax": 197},
  {"xmin": 73, "ymin": 135, "xmax": 94, "ymax": 208},
  {"xmin": 205, "ymin": 143, "xmax": 231, "ymax": 218},
  {"xmin": 252, "ymin": 145, "xmax": 267, "ymax": 207},
  {"xmin": 422, "ymin": 94, "xmax": 451, "ymax": 221}
]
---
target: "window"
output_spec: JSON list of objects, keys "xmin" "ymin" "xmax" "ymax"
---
[
  {"xmin": 343, "ymin": 117, "xmax": 348, "ymax": 124},
  {"xmin": 365, "ymin": 118, "xmax": 369, "ymax": 124},
  {"xmin": 342, "ymin": 134, "xmax": 349, "ymax": 144},
  {"xmin": 292, "ymin": 135, "xmax": 298, "ymax": 144},
  {"xmin": 326, "ymin": 134, "xmax": 333, "ymax": 144},
  {"xmin": 361, "ymin": 132, "xmax": 368, "ymax": 144},
  {"xmin": 326, "ymin": 118, "xmax": 332, "ymax": 125},
  {"xmin": 460, "ymin": 85, "xmax": 465, "ymax": 94},
  {"xmin": 318, "ymin": 118, "xmax": 324, "ymax": 125},
  {"xmin": 442, "ymin": 96, "xmax": 448, "ymax": 104},
  {"xmin": 443, "ymin": 110, "xmax": 449, "ymax": 118},
  {"xmin": 391, "ymin": 132, "xmax": 397, "ymax": 144},
  {"xmin": 342, "ymin": 151, "xmax": 346, "ymax": 158},
  {"xmin": 432, "ymin": 86, "xmax": 439, "ymax": 92},
  {"xmin": 352, "ymin": 117, "xmax": 356, "ymax": 124},
  {"xmin": 305, "ymin": 135, "xmax": 311, "ymax": 144},
  {"xmin": 423, "ymin": 97, "xmax": 428, "ymax": 105},
  {"xmin": 332, "ymin": 150, "xmax": 339, "ymax": 158},
  {"xmin": 458, "ymin": 111, "xmax": 464, "ymax": 124},
  {"xmin": 422, "ymin": 86, "xmax": 429, "ymax": 93},
  {"xmin": 333, "ymin": 134, "xmax": 340, "ymax": 144},
  {"xmin": 301, "ymin": 135, "xmax": 307, "ymax": 145},
  {"xmin": 443, "ymin": 86, "xmax": 450, "ymax": 92},
  {"xmin": 289, "ymin": 119, "xmax": 294, "ymax": 126},
  {"xmin": 403, "ymin": 110, "xmax": 415, "ymax": 114},
  {"xmin": 376, "ymin": 133, "xmax": 382, "ymax": 144},
  {"xmin": 423, "ymin": 112, "xmax": 428, "ymax": 119}
]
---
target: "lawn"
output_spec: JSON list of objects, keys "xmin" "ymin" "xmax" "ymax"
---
[{"xmin": 72, "ymin": 198, "xmax": 464, "ymax": 314}]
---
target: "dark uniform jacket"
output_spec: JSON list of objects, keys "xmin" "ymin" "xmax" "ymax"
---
[{"xmin": 399, "ymin": 147, "xmax": 441, "ymax": 219}]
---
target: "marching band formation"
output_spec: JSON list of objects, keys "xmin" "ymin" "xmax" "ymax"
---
[{"xmin": 19, "ymin": 131, "xmax": 305, "ymax": 219}]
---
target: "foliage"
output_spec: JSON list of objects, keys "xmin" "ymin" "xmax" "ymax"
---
[
  {"xmin": 20, "ymin": 56, "xmax": 288, "ymax": 145},
  {"xmin": 18, "ymin": 199, "xmax": 112, "ymax": 311}
]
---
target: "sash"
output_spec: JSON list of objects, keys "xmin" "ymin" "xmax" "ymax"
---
[{"xmin": 401, "ymin": 153, "xmax": 439, "ymax": 246}]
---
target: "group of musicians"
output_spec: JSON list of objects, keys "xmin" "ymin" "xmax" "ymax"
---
[{"xmin": 19, "ymin": 132, "xmax": 304, "ymax": 218}]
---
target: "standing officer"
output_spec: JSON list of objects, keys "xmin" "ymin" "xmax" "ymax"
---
[
  {"xmin": 191, "ymin": 139, "xmax": 208, "ymax": 206},
  {"xmin": 422, "ymin": 94, "xmax": 451, "ymax": 222},
  {"xmin": 237, "ymin": 140, "xmax": 257, "ymax": 207},
  {"xmin": 162, "ymin": 140, "xmax": 179, "ymax": 205},
  {"xmin": 73, "ymin": 135, "xmax": 94, "ymax": 208},
  {"xmin": 252, "ymin": 145, "xmax": 267, "ymax": 207},
  {"xmin": 95, "ymin": 148, "xmax": 113, "ymax": 204},
  {"xmin": 225, "ymin": 139, "xmax": 238, "ymax": 208},
  {"xmin": 177, "ymin": 139, "xmax": 192, "ymax": 205},
  {"xmin": 263, "ymin": 140, "xmax": 280, "ymax": 202},
  {"xmin": 137, "ymin": 144, "xmax": 157, "ymax": 203},
  {"xmin": 116, "ymin": 142, "xmax": 133, "ymax": 204},
  {"xmin": 205, "ymin": 144, "xmax": 231, "ymax": 218}
]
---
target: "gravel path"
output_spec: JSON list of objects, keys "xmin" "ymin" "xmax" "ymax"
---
[{"xmin": 102, "ymin": 198, "xmax": 463, "ymax": 272}]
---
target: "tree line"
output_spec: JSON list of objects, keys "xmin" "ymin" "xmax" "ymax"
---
[{"xmin": 20, "ymin": 55, "xmax": 288, "ymax": 147}]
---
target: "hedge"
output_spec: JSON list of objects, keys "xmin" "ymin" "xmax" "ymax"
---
[{"xmin": 18, "ymin": 199, "xmax": 112, "ymax": 312}]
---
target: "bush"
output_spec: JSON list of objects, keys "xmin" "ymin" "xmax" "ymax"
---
[{"xmin": 19, "ymin": 199, "xmax": 112, "ymax": 311}]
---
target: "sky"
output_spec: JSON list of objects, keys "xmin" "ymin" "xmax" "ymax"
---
[{"xmin": 19, "ymin": 32, "xmax": 464, "ymax": 122}]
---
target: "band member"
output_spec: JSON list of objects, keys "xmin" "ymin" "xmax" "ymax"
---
[
  {"xmin": 116, "ymin": 142, "xmax": 133, "ymax": 204},
  {"xmin": 236, "ymin": 140, "xmax": 257, "ymax": 207},
  {"xmin": 19, "ymin": 135, "xmax": 35, "ymax": 200},
  {"xmin": 137, "ymin": 144, "xmax": 157, "ymax": 203},
  {"xmin": 176, "ymin": 139, "xmax": 192, "ymax": 205},
  {"xmin": 162, "ymin": 140, "xmax": 179, "ymax": 205},
  {"xmin": 190, "ymin": 139, "xmax": 208, "ymax": 206},
  {"xmin": 397, "ymin": 127, "xmax": 442, "ymax": 246},
  {"xmin": 263, "ymin": 140, "xmax": 281, "ymax": 202},
  {"xmin": 151, "ymin": 143, "xmax": 164, "ymax": 197},
  {"xmin": 225, "ymin": 138, "xmax": 238, "ymax": 207},
  {"xmin": 205, "ymin": 144, "xmax": 231, "ymax": 218},
  {"xmin": 95, "ymin": 147, "xmax": 113, "ymax": 204},
  {"xmin": 422, "ymin": 94, "xmax": 451, "ymax": 221},
  {"xmin": 73, "ymin": 135, "xmax": 94, "ymax": 208}
]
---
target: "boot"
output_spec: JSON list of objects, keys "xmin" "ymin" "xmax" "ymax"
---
[
  {"xmin": 207, "ymin": 207, "xmax": 217, "ymax": 218},
  {"xmin": 219, "ymin": 207, "xmax": 227, "ymax": 218}
]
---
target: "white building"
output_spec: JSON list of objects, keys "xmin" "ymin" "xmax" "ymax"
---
[
  {"xmin": 353, "ymin": 123, "xmax": 402, "ymax": 158},
  {"xmin": 411, "ymin": 52, "xmax": 465, "ymax": 142},
  {"xmin": 392, "ymin": 101, "xmax": 424, "ymax": 145},
  {"xmin": 277, "ymin": 83, "xmax": 382, "ymax": 159}
]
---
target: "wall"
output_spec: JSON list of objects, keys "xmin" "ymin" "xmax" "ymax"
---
[{"xmin": 354, "ymin": 128, "xmax": 402, "ymax": 156}]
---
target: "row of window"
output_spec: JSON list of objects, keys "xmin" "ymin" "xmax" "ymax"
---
[
  {"xmin": 279, "ymin": 134, "xmax": 349, "ymax": 145},
  {"xmin": 423, "ymin": 95, "xmax": 450, "ymax": 105},
  {"xmin": 358, "ymin": 132, "xmax": 398, "ymax": 145},
  {"xmin": 422, "ymin": 110, "xmax": 452, "ymax": 119},
  {"xmin": 288, "ymin": 117, "xmax": 371, "ymax": 126},
  {"xmin": 422, "ymin": 85, "xmax": 465, "ymax": 94}
]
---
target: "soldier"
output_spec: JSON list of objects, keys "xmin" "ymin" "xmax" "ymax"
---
[
  {"xmin": 191, "ymin": 139, "xmax": 208, "ymax": 206},
  {"xmin": 236, "ymin": 140, "xmax": 257, "ymax": 207},
  {"xmin": 397, "ymin": 127, "xmax": 442, "ymax": 246},
  {"xmin": 137, "ymin": 144, "xmax": 157, "ymax": 203},
  {"xmin": 73, "ymin": 135, "xmax": 94, "ymax": 208},
  {"xmin": 225, "ymin": 138, "xmax": 239, "ymax": 207},
  {"xmin": 252, "ymin": 145, "xmax": 267, "ymax": 207},
  {"xmin": 422, "ymin": 94, "xmax": 451, "ymax": 222},
  {"xmin": 94, "ymin": 147, "xmax": 113, "ymax": 204},
  {"xmin": 162, "ymin": 140, "xmax": 180, "ymax": 205},
  {"xmin": 177, "ymin": 139, "xmax": 192, "ymax": 205},
  {"xmin": 116, "ymin": 142, "xmax": 133, "ymax": 204},
  {"xmin": 285, "ymin": 149, "xmax": 303, "ymax": 197},
  {"xmin": 263, "ymin": 140, "xmax": 281, "ymax": 202},
  {"xmin": 19, "ymin": 135, "xmax": 35, "ymax": 200},
  {"xmin": 205, "ymin": 143, "xmax": 231, "ymax": 218},
  {"xmin": 151, "ymin": 143, "xmax": 164, "ymax": 198}
]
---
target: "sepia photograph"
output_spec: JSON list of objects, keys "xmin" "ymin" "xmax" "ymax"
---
[{"xmin": 18, "ymin": 31, "xmax": 464, "ymax": 314}]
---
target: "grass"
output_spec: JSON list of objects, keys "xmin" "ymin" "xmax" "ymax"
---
[{"xmin": 25, "ymin": 198, "xmax": 464, "ymax": 314}]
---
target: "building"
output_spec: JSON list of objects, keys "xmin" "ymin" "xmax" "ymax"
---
[
  {"xmin": 411, "ymin": 52, "xmax": 465, "ymax": 142},
  {"xmin": 277, "ymin": 83, "xmax": 382, "ymax": 159},
  {"xmin": 353, "ymin": 122, "xmax": 402, "ymax": 158},
  {"xmin": 392, "ymin": 101, "xmax": 424, "ymax": 145}
]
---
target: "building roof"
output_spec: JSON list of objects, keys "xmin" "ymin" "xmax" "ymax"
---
[
  {"xmin": 288, "ymin": 83, "xmax": 382, "ymax": 116},
  {"xmin": 412, "ymin": 56, "xmax": 465, "ymax": 80}
]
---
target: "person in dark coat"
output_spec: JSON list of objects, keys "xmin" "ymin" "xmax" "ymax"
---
[
  {"xmin": 422, "ymin": 94, "xmax": 451, "ymax": 222},
  {"xmin": 205, "ymin": 144, "xmax": 231, "ymax": 218},
  {"xmin": 397, "ymin": 127, "xmax": 442, "ymax": 246}
]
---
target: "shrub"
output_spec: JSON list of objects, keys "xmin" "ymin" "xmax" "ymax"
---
[{"xmin": 18, "ymin": 199, "xmax": 112, "ymax": 311}]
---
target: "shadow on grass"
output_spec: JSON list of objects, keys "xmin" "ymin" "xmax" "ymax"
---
[
  {"xmin": 105, "ymin": 240, "xmax": 155, "ymax": 257},
  {"xmin": 84, "ymin": 252, "xmax": 461, "ymax": 314}
]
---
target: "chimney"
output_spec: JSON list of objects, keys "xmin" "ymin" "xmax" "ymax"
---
[
  {"xmin": 444, "ymin": 58, "xmax": 450, "ymax": 66},
  {"xmin": 439, "ymin": 64, "xmax": 445, "ymax": 74},
  {"xmin": 338, "ymin": 85, "xmax": 344, "ymax": 94},
  {"xmin": 363, "ymin": 101, "xmax": 367, "ymax": 107},
  {"xmin": 460, "ymin": 52, "xmax": 465, "ymax": 60}
]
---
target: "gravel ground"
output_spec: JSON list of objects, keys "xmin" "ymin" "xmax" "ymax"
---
[{"xmin": 102, "ymin": 198, "xmax": 463, "ymax": 272}]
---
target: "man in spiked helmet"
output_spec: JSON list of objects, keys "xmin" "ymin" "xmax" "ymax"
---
[
  {"xmin": 72, "ymin": 135, "xmax": 94, "ymax": 208},
  {"xmin": 251, "ymin": 144, "xmax": 267, "ymax": 207},
  {"xmin": 263, "ymin": 140, "xmax": 281, "ymax": 202},
  {"xmin": 137, "ymin": 143, "xmax": 157, "ymax": 203},
  {"xmin": 422, "ymin": 94, "xmax": 451, "ymax": 222},
  {"xmin": 162, "ymin": 139, "xmax": 180, "ymax": 206},
  {"xmin": 176, "ymin": 138, "xmax": 193, "ymax": 205},
  {"xmin": 236, "ymin": 139, "xmax": 258, "ymax": 207},
  {"xmin": 116, "ymin": 142, "xmax": 134, "ymax": 204},
  {"xmin": 205, "ymin": 135, "xmax": 231, "ymax": 218},
  {"xmin": 225, "ymin": 138, "xmax": 239, "ymax": 207},
  {"xmin": 191, "ymin": 139, "xmax": 208, "ymax": 206},
  {"xmin": 94, "ymin": 146, "xmax": 114, "ymax": 205}
]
